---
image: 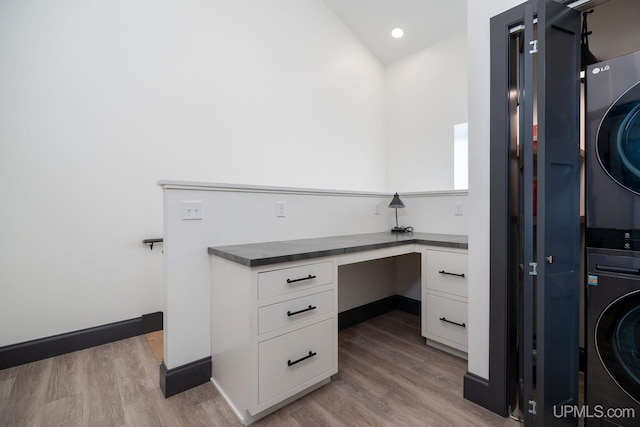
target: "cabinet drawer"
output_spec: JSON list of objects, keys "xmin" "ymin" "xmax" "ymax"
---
[
  {"xmin": 258, "ymin": 318, "xmax": 335, "ymax": 405},
  {"xmin": 425, "ymin": 293, "xmax": 467, "ymax": 350},
  {"xmin": 258, "ymin": 290, "xmax": 334, "ymax": 335},
  {"xmin": 258, "ymin": 261, "xmax": 333, "ymax": 300},
  {"xmin": 425, "ymin": 250, "xmax": 468, "ymax": 297}
]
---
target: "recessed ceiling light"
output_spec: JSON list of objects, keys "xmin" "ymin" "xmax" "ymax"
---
[{"xmin": 391, "ymin": 27, "xmax": 404, "ymax": 39}]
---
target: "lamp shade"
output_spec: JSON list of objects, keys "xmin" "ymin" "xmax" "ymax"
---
[{"xmin": 388, "ymin": 193, "xmax": 405, "ymax": 209}]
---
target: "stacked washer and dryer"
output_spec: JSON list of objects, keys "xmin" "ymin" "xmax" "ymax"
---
[{"xmin": 585, "ymin": 51, "xmax": 640, "ymax": 426}]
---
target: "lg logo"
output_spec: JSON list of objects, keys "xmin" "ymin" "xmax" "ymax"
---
[{"xmin": 592, "ymin": 65, "xmax": 611, "ymax": 74}]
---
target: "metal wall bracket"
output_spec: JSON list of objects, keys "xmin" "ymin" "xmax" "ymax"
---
[
  {"xmin": 143, "ymin": 238, "xmax": 163, "ymax": 250},
  {"xmin": 529, "ymin": 39, "xmax": 538, "ymax": 54},
  {"xmin": 528, "ymin": 399, "xmax": 537, "ymax": 415}
]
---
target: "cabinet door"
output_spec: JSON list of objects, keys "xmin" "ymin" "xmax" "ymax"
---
[
  {"xmin": 257, "ymin": 318, "xmax": 335, "ymax": 407},
  {"xmin": 424, "ymin": 293, "xmax": 468, "ymax": 351},
  {"xmin": 424, "ymin": 250, "xmax": 468, "ymax": 297}
]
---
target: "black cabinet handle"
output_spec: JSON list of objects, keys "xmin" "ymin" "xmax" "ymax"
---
[
  {"xmin": 287, "ymin": 274, "xmax": 316, "ymax": 284},
  {"xmin": 287, "ymin": 305, "xmax": 317, "ymax": 317},
  {"xmin": 438, "ymin": 270, "xmax": 465, "ymax": 278},
  {"xmin": 287, "ymin": 351, "xmax": 317, "ymax": 367},
  {"xmin": 439, "ymin": 317, "xmax": 466, "ymax": 328}
]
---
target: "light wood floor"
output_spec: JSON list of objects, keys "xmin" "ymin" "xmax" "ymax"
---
[{"xmin": 0, "ymin": 311, "xmax": 519, "ymax": 426}]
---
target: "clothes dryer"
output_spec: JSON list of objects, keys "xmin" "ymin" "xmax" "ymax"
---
[
  {"xmin": 586, "ymin": 248, "xmax": 640, "ymax": 426},
  {"xmin": 586, "ymin": 51, "xmax": 640, "ymax": 250}
]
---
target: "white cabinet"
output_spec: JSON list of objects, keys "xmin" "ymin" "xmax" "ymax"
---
[
  {"xmin": 258, "ymin": 318, "xmax": 334, "ymax": 404},
  {"xmin": 210, "ymin": 257, "xmax": 337, "ymax": 425},
  {"xmin": 421, "ymin": 248, "xmax": 468, "ymax": 358},
  {"xmin": 257, "ymin": 290, "xmax": 334, "ymax": 335}
]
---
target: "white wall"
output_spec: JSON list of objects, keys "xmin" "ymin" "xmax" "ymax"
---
[
  {"xmin": 466, "ymin": 0, "xmax": 524, "ymax": 380},
  {"xmin": 588, "ymin": 0, "xmax": 640, "ymax": 61},
  {"xmin": 0, "ymin": 0, "xmax": 387, "ymax": 347},
  {"xmin": 386, "ymin": 29, "xmax": 468, "ymax": 192},
  {"xmin": 0, "ymin": 0, "xmax": 475, "ymax": 383}
]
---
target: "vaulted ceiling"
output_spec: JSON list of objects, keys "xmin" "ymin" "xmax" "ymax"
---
[{"xmin": 321, "ymin": 0, "xmax": 467, "ymax": 64}]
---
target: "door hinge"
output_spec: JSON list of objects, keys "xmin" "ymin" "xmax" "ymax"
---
[
  {"xmin": 529, "ymin": 262, "xmax": 538, "ymax": 276},
  {"xmin": 529, "ymin": 40, "xmax": 538, "ymax": 54},
  {"xmin": 528, "ymin": 399, "xmax": 537, "ymax": 414}
]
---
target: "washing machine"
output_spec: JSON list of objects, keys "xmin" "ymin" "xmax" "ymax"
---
[
  {"xmin": 586, "ymin": 248, "xmax": 640, "ymax": 426},
  {"xmin": 586, "ymin": 51, "xmax": 640, "ymax": 426},
  {"xmin": 586, "ymin": 50, "xmax": 640, "ymax": 250}
]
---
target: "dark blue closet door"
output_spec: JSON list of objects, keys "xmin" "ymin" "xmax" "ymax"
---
[{"xmin": 534, "ymin": 0, "xmax": 581, "ymax": 425}]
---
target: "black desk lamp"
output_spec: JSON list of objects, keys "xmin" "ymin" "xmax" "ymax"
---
[{"xmin": 389, "ymin": 192, "xmax": 410, "ymax": 233}]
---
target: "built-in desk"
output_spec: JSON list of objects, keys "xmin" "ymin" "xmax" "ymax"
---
[{"xmin": 208, "ymin": 232, "xmax": 468, "ymax": 425}]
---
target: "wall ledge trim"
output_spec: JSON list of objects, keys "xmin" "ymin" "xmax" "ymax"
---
[{"xmin": 157, "ymin": 180, "xmax": 467, "ymax": 198}]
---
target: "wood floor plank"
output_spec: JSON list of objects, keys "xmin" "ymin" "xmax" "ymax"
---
[
  {"xmin": 182, "ymin": 384, "xmax": 242, "ymax": 427},
  {"xmin": 0, "ymin": 311, "xmax": 521, "ymax": 426},
  {"xmin": 144, "ymin": 331, "xmax": 163, "ymax": 365},
  {"xmin": 0, "ymin": 358, "xmax": 52, "ymax": 427},
  {"xmin": 338, "ymin": 342, "xmax": 463, "ymax": 426},
  {"xmin": 38, "ymin": 395, "xmax": 83, "ymax": 427},
  {"xmin": 45, "ymin": 351, "xmax": 81, "ymax": 403},
  {"xmin": 79, "ymin": 342, "xmax": 126, "ymax": 426},
  {"xmin": 113, "ymin": 336, "xmax": 158, "ymax": 404}
]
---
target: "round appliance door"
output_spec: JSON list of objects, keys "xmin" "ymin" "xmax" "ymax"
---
[
  {"xmin": 596, "ymin": 290, "xmax": 640, "ymax": 403},
  {"xmin": 597, "ymin": 81, "xmax": 640, "ymax": 195}
]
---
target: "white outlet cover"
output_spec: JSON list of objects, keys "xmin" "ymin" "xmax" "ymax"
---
[{"xmin": 276, "ymin": 201, "xmax": 286, "ymax": 217}]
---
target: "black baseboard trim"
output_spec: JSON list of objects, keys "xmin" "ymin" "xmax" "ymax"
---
[
  {"xmin": 160, "ymin": 357, "xmax": 212, "ymax": 398},
  {"xmin": 464, "ymin": 371, "xmax": 507, "ymax": 417},
  {"xmin": 338, "ymin": 295, "xmax": 420, "ymax": 330},
  {"xmin": 395, "ymin": 295, "xmax": 421, "ymax": 316},
  {"xmin": 0, "ymin": 311, "xmax": 163, "ymax": 370}
]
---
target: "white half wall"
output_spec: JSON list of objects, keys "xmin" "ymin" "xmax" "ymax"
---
[{"xmin": 161, "ymin": 181, "xmax": 467, "ymax": 369}]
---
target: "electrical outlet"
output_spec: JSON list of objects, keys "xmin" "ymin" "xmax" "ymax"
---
[
  {"xmin": 276, "ymin": 201, "xmax": 286, "ymax": 217},
  {"xmin": 374, "ymin": 202, "xmax": 380, "ymax": 215},
  {"xmin": 183, "ymin": 201, "xmax": 203, "ymax": 220},
  {"xmin": 454, "ymin": 202, "xmax": 463, "ymax": 216}
]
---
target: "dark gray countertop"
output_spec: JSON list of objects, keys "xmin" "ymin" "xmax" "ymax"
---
[{"xmin": 208, "ymin": 232, "xmax": 467, "ymax": 267}]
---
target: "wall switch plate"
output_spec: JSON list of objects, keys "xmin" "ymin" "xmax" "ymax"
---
[
  {"xmin": 183, "ymin": 201, "xmax": 203, "ymax": 220},
  {"xmin": 276, "ymin": 201, "xmax": 286, "ymax": 217},
  {"xmin": 454, "ymin": 202, "xmax": 463, "ymax": 216},
  {"xmin": 374, "ymin": 202, "xmax": 380, "ymax": 215}
]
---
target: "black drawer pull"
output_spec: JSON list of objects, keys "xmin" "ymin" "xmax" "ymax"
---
[
  {"xmin": 438, "ymin": 270, "xmax": 465, "ymax": 278},
  {"xmin": 287, "ymin": 305, "xmax": 317, "ymax": 317},
  {"xmin": 287, "ymin": 351, "xmax": 317, "ymax": 367},
  {"xmin": 287, "ymin": 274, "xmax": 316, "ymax": 284},
  {"xmin": 439, "ymin": 317, "xmax": 466, "ymax": 328}
]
